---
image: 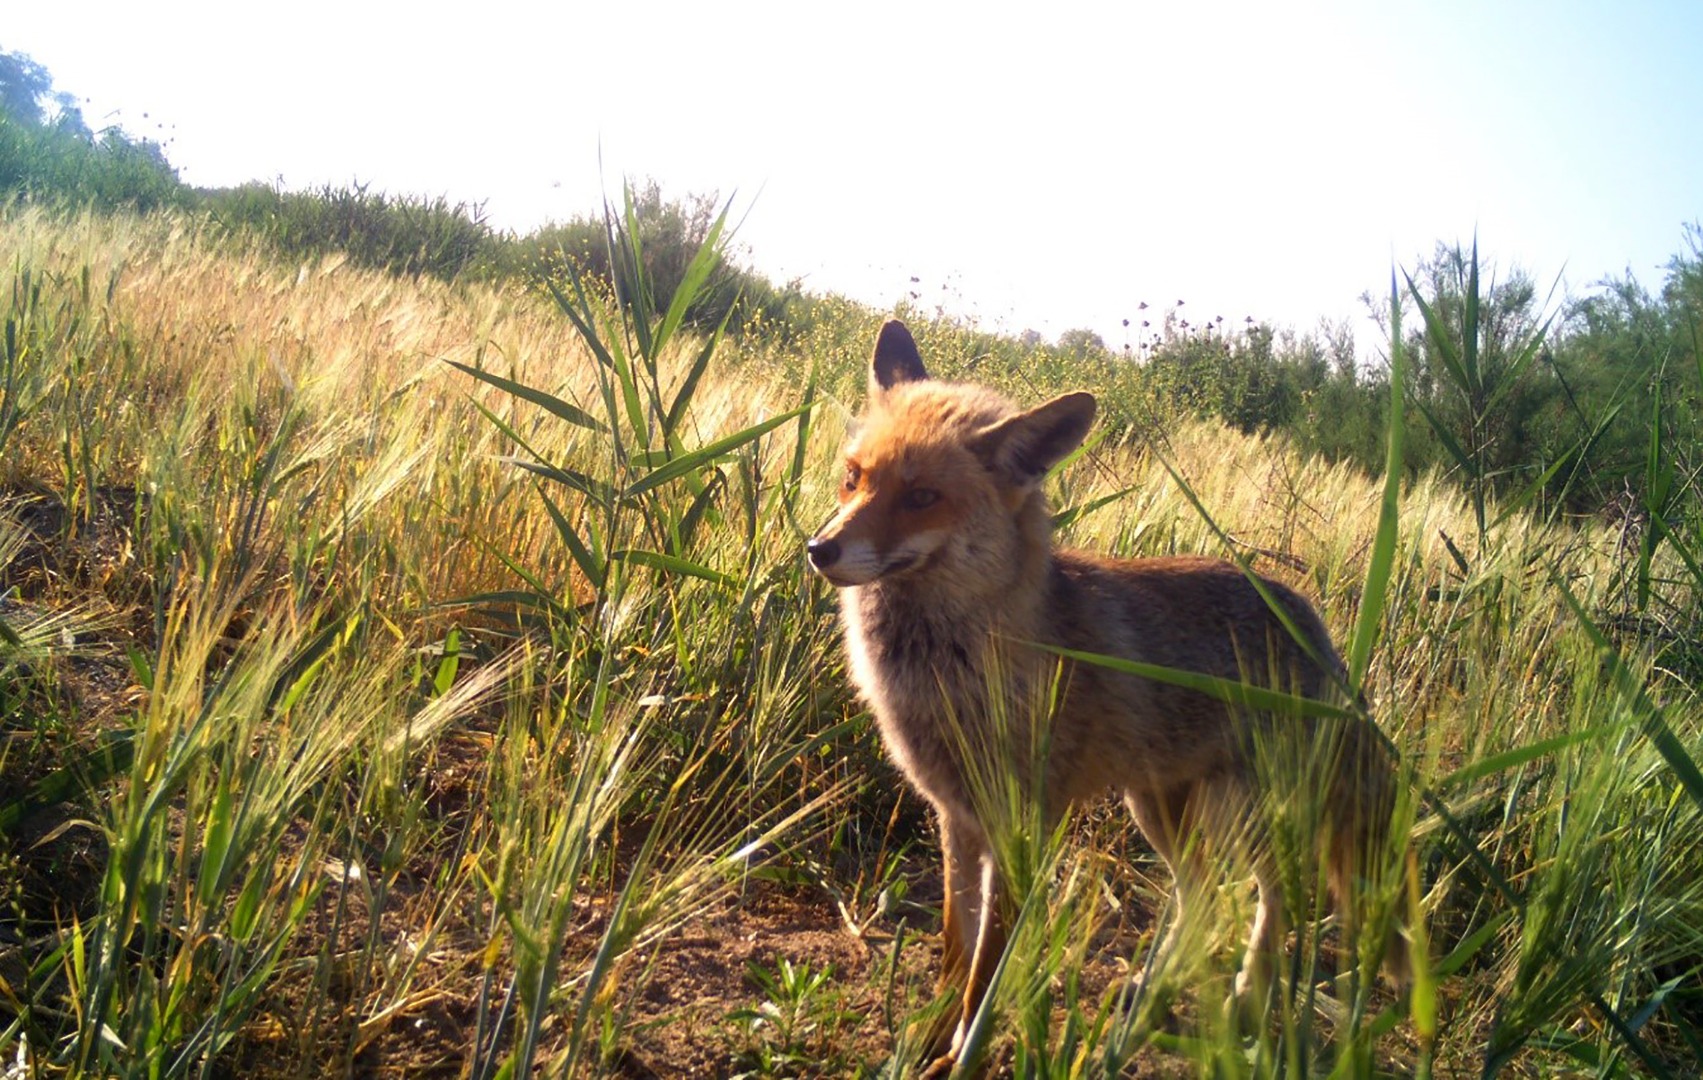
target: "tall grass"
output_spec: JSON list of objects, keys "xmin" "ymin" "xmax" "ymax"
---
[
  {"xmin": 0, "ymin": 200, "xmax": 1698, "ymax": 1077},
  {"xmin": 450, "ymin": 185, "xmax": 845, "ymax": 1078}
]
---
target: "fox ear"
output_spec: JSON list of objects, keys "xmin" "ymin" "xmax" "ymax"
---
[
  {"xmin": 970, "ymin": 392, "xmax": 1097, "ymax": 487},
  {"xmin": 870, "ymin": 320, "xmax": 929, "ymax": 394}
]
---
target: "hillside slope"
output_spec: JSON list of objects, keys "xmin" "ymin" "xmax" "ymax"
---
[{"xmin": 1, "ymin": 206, "xmax": 1699, "ymax": 1077}]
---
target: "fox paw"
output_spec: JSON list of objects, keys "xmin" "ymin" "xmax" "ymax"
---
[{"xmin": 918, "ymin": 1054, "xmax": 957, "ymax": 1080}]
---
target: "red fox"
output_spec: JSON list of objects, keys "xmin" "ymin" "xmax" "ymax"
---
[{"xmin": 807, "ymin": 320, "xmax": 1404, "ymax": 1073}]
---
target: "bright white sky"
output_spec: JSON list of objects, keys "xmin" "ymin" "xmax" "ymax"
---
[{"xmin": 8, "ymin": 1, "xmax": 1701, "ymax": 352}]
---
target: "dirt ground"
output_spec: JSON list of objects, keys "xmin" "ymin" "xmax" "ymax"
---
[{"xmin": 352, "ymin": 874, "xmax": 1166, "ymax": 1078}]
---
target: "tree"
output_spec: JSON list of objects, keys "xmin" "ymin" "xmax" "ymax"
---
[
  {"xmin": 0, "ymin": 48, "xmax": 83, "ymax": 132},
  {"xmin": 1547, "ymin": 225, "xmax": 1703, "ymax": 509},
  {"xmin": 1057, "ymin": 328, "xmax": 1106, "ymax": 358},
  {"xmin": 0, "ymin": 49, "xmax": 52, "ymax": 126},
  {"xmin": 0, "ymin": 48, "xmax": 178, "ymax": 211}
]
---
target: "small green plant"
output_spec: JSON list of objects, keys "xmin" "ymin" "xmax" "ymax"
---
[
  {"xmin": 728, "ymin": 957, "xmax": 857, "ymax": 1078},
  {"xmin": 451, "ymin": 181, "xmax": 812, "ymax": 638}
]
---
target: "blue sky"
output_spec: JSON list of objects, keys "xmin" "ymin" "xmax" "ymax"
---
[{"xmin": 8, "ymin": 1, "xmax": 1700, "ymax": 351}]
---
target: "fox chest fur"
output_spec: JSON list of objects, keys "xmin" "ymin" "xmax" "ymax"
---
[{"xmin": 842, "ymin": 577, "xmax": 1008, "ymax": 820}]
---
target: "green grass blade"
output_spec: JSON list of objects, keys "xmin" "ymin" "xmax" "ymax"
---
[
  {"xmin": 610, "ymin": 547, "xmax": 736, "ymax": 589},
  {"xmin": 1030, "ymin": 641, "xmax": 1355, "ymax": 721},
  {"xmin": 664, "ymin": 304, "xmax": 732, "ymax": 436},
  {"xmin": 1433, "ymin": 909, "xmax": 1512, "ymax": 980},
  {"xmin": 600, "ymin": 328, "xmax": 651, "ymax": 451},
  {"xmin": 195, "ymin": 784, "xmax": 235, "ymax": 902},
  {"xmin": 1552, "ymin": 572, "xmax": 1703, "ymax": 812},
  {"xmin": 499, "ymin": 457, "xmax": 614, "ymax": 506},
  {"xmin": 654, "ymin": 198, "xmax": 731, "ymax": 359},
  {"xmin": 1348, "ymin": 271, "xmax": 1405, "ymax": 689},
  {"xmin": 1436, "ymin": 726, "xmax": 1610, "ymax": 789},
  {"xmin": 1689, "ymin": 305, "xmax": 1703, "ymax": 415},
  {"xmin": 1483, "ymin": 309, "xmax": 1558, "ymax": 413},
  {"xmin": 1583, "ymin": 993, "xmax": 1676, "ymax": 1079},
  {"xmin": 1463, "ymin": 233, "xmax": 1482, "ymax": 396},
  {"xmin": 1412, "ymin": 394, "xmax": 1474, "ymax": 477},
  {"xmin": 466, "ymin": 392, "xmax": 552, "ymax": 462},
  {"xmin": 1650, "ymin": 513, "xmax": 1703, "ymax": 587},
  {"xmin": 1554, "ymin": 395, "xmax": 1627, "ymax": 504},
  {"xmin": 445, "ymin": 359, "xmax": 607, "ymax": 433},
  {"xmin": 950, "ymin": 874, "xmax": 1050, "ymax": 1077},
  {"xmin": 540, "ymin": 265, "xmax": 638, "ymax": 458},
  {"xmin": 434, "ymin": 588, "xmax": 566, "ymax": 613},
  {"xmin": 1489, "ymin": 448, "xmax": 1574, "ymax": 530},
  {"xmin": 537, "ymin": 485, "xmax": 604, "ymax": 587},
  {"xmin": 671, "ymin": 469, "xmax": 725, "ymax": 555},
  {"xmin": 1403, "ymin": 269, "xmax": 1469, "ymax": 394},
  {"xmin": 620, "ymin": 403, "xmax": 810, "ymax": 500},
  {"xmin": 543, "ymin": 274, "xmax": 618, "ymax": 375},
  {"xmin": 478, "ymin": 547, "xmax": 579, "ymax": 624},
  {"xmin": 1050, "ymin": 486, "xmax": 1138, "ymax": 531},
  {"xmin": 1638, "ymin": 386, "xmax": 1674, "ymax": 609},
  {"xmin": 0, "ymin": 729, "xmax": 136, "ymax": 833},
  {"xmin": 617, "ymin": 185, "xmax": 656, "ymax": 359},
  {"xmin": 786, "ymin": 362, "xmax": 818, "ymax": 491}
]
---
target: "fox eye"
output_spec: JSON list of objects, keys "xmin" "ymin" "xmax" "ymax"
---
[
  {"xmin": 843, "ymin": 464, "xmax": 861, "ymax": 492},
  {"xmin": 901, "ymin": 487, "xmax": 940, "ymax": 510}
]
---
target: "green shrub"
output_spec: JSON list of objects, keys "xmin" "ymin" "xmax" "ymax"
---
[
  {"xmin": 0, "ymin": 113, "xmax": 184, "ymax": 213},
  {"xmin": 197, "ymin": 181, "xmax": 495, "ymax": 281},
  {"xmin": 501, "ymin": 180, "xmax": 812, "ymax": 336}
]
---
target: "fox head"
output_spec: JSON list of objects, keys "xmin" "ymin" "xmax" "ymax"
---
[{"xmin": 807, "ymin": 320, "xmax": 1096, "ymax": 594}]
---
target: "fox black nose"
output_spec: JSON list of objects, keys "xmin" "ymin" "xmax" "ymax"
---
[{"xmin": 807, "ymin": 537, "xmax": 841, "ymax": 570}]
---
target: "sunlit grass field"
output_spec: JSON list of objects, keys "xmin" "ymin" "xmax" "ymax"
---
[{"xmin": 2, "ymin": 203, "xmax": 1700, "ymax": 1078}]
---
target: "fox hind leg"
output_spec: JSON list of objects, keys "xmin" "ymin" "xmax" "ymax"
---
[
  {"xmin": 1125, "ymin": 783, "xmax": 1215, "ymax": 1003},
  {"xmin": 1234, "ymin": 852, "xmax": 1288, "ymax": 1005},
  {"xmin": 1126, "ymin": 786, "xmax": 1204, "ymax": 924},
  {"xmin": 1186, "ymin": 773, "xmax": 1288, "ymax": 1008},
  {"xmin": 1128, "ymin": 778, "xmax": 1286, "ymax": 1007}
]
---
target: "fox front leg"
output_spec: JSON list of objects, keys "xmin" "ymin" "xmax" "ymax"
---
[
  {"xmin": 943, "ymin": 853, "xmax": 1006, "ymax": 1075},
  {"xmin": 938, "ymin": 814, "xmax": 987, "ymax": 989},
  {"xmin": 921, "ymin": 816, "xmax": 1004, "ymax": 1076}
]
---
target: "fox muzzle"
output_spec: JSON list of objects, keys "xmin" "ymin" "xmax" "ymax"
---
[{"xmin": 806, "ymin": 536, "xmax": 842, "ymax": 572}]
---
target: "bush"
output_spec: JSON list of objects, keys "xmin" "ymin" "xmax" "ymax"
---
[
  {"xmin": 0, "ymin": 112, "xmax": 184, "ymax": 213},
  {"xmin": 501, "ymin": 180, "xmax": 812, "ymax": 336},
  {"xmin": 197, "ymin": 181, "xmax": 495, "ymax": 281}
]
